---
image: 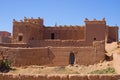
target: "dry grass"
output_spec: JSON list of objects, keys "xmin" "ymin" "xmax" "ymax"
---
[{"xmin": 8, "ymin": 61, "xmax": 114, "ymax": 74}]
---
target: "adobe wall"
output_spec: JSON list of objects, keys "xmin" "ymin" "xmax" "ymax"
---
[
  {"xmin": 43, "ymin": 26, "xmax": 85, "ymax": 40},
  {"xmin": 29, "ymin": 40, "xmax": 92, "ymax": 47},
  {"xmin": 12, "ymin": 18, "xmax": 44, "ymax": 43},
  {"xmin": 1, "ymin": 47, "xmax": 50, "ymax": 66},
  {"xmin": 0, "ymin": 73, "xmax": 120, "ymax": 80},
  {"xmin": 0, "ymin": 36, "xmax": 11, "ymax": 43},
  {"xmin": 0, "ymin": 43, "xmax": 29, "ymax": 48},
  {"xmin": 13, "ymin": 22, "xmax": 44, "ymax": 43},
  {"xmin": 108, "ymin": 27, "xmax": 118, "ymax": 43},
  {"xmin": 49, "ymin": 41, "xmax": 105, "ymax": 66},
  {"xmin": 0, "ymin": 41, "xmax": 105, "ymax": 66},
  {"xmin": 0, "ymin": 31, "xmax": 11, "ymax": 37},
  {"xmin": 12, "ymin": 18, "xmax": 119, "ymax": 47},
  {"xmin": 85, "ymin": 20, "xmax": 107, "ymax": 43},
  {"xmin": 13, "ymin": 22, "xmax": 85, "ymax": 44}
]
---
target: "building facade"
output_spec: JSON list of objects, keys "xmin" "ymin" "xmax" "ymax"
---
[
  {"xmin": 0, "ymin": 31, "xmax": 11, "ymax": 43},
  {"xmin": 0, "ymin": 17, "xmax": 118, "ymax": 66},
  {"xmin": 12, "ymin": 17, "xmax": 118, "ymax": 47}
]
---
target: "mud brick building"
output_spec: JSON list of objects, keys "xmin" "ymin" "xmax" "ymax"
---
[
  {"xmin": 0, "ymin": 31, "xmax": 11, "ymax": 43},
  {"xmin": 0, "ymin": 17, "xmax": 118, "ymax": 66},
  {"xmin": 12, "ymin": 17, "xmax": 118, "ymax": 45}
]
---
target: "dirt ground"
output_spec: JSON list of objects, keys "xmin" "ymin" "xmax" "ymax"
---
[{"xmin": 8, "ymin": 61, "xmax": 113, "ymax": 74}]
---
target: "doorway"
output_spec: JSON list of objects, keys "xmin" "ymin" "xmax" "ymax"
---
[
  {"xmin": 51, "ymin": 33, "xmax": 54, "ymax": 39},
  {"xmin": 93, "ymin": 37, "xmax": 96, "ymax": 40},
  {"xmin": 69, "ymin": 52, "xmax": 75, "ymax": 65},
  {"xmin": 18, "ymin": 35, "xmax": 23, "ymax": 41}
]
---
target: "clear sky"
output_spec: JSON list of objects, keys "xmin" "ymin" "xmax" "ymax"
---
[{"xmin": 0, "ymin": 0, "xmax": 120, "ymax": 38}]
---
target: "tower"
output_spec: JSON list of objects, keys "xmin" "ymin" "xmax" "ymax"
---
[{"xmin": 85, "ymin": 18, "xmax": 107, "ymax": 44}]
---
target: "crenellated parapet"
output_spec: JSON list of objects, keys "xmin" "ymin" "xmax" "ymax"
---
[
  {"xmin": 84, "ymin": 18, "xmax": 106, "ymax": 24},
  {"xmin": 13, "ymin": 17, "xmax": 44, "ymax": 26},
  {"xmin": 46, "ymin": 25, "xmax": 85, "ymax": 30}
]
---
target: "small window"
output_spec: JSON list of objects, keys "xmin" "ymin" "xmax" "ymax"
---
[
  {"xmin": 51, "ymin": 33, "xmax": 55, "ymax": 39},
  {"xmin": 31, "ymin": 37, "xmax": 34, "ymax": 40},
  {"xmin": 94, "ymin": 37, "xmax": 96, "ymax": 40},
  {"xmin": 19, "ymin": 36, "xmax": 23, "ymax": 41}
]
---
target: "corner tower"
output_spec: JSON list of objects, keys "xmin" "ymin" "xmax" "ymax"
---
[
  {"xmin": 85, "ymin": 18, "xmax": 107, "ymax": 44},
  {"xmin": 12, "ymin": 17, "xmax": 44, "ymax": 43}
]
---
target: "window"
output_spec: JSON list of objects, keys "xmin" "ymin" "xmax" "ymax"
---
[
  {"xmin": 51, "ymin": 33, "xmax": 55, "ymax": 39},
  {"xmin": 31, "ymin": 37, "xmax": 34, "ymax": 40},
  {"xmin": 18, "ymin": 36, "xmax": 23, "ymax": 41},
  {"xmin": 94, "ymin": 37, "xmax": 96, "ymax": 40}
]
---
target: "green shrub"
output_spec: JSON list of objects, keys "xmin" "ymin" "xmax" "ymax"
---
[
  {"xmin": 88, "ymin": 67, "xmax": 116, "ymax": 74},
  {"xmin": 0, "ymin": 59, "xmax": 11, "ymax": 72}
]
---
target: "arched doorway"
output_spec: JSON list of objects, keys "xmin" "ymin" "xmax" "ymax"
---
[{"xmin": 69, "ymin": 52, "xmax": 75, "ymax": 65}]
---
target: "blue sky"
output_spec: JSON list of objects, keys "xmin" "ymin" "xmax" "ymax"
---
[{"xmin": 0, "ymin": 0, "xmax": 120, "ymax": 37}]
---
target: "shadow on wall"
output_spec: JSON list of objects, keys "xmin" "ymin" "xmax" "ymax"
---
[{"xmin": 47, "ymin": 47, "xmax": 55, "ymax": 65}]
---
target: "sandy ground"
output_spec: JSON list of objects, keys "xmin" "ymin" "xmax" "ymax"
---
[{"xmin": 8, "ymin": 61, "xmax": 113, "ymax": 74}]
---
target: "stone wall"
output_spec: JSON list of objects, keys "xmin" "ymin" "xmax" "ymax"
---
[{"xmin": 0, "ymin": 73, "xmax": 120, "ymax": 80}]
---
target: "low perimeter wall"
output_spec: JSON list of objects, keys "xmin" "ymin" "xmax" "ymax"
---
[
  {"xmin": 0, "ymin": 74, "xmax": 120, "ymax": 80},
  {"xmin": 0, "ymin": 41, "xmax": 105, "ymax": 66},
  {"xmin": 113, "ymin": 49, "xmax": 120, "ymax": 74}
]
